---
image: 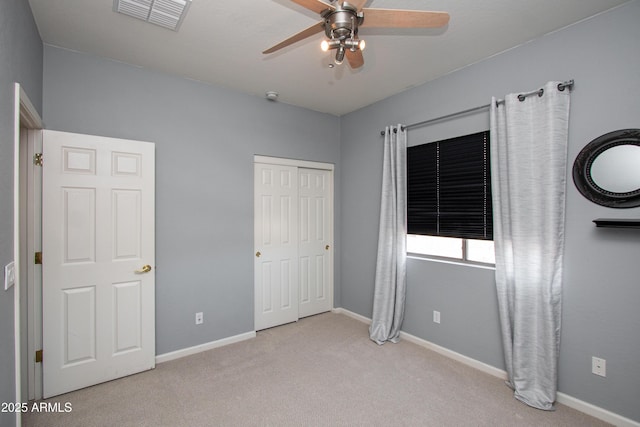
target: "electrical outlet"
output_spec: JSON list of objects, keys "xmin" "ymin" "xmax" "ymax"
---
[
  {"xmin": 592, "ymin": 356, "xmax": 606, "ymax": 377},
  {"xmin": 433, "ymin": 310, "xmax": 441, "ymax": 324},
  {"xmin": 195, "ymin": 312, "xmax": 203, "ymax": 325},
  {"xmin": 4, "ymin": 261, "xmax": 16, "ymax": 290}
]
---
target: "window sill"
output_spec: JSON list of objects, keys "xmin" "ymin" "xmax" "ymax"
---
[{"xmin": 407, "ymin": 254, "xmax": 496, "ymax": 271}]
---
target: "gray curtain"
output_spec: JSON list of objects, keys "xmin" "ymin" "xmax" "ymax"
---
[
  {"xmin": 490, "ymin": 81, "xmax": 571, "ymax": 410},
  {"xmin": 369, "ymin": 125, "xmax": 407, "ymax": 345}
]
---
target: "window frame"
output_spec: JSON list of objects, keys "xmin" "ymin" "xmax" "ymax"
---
[{"xmin": 406, "ymin": 234, "xmax": 495, "ymax": 268}]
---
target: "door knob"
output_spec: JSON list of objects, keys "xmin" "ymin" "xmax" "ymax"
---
[
  {"xmin": 135, "ymin": 264, "xmax": 152, "ymax": 274},
  {"xmin": 256, "ymin": 251, "xmax": 261, "ymax": 257},
  {"xmin": 325, "ymin": 245, "xmax": 330, "ymax": 250}
]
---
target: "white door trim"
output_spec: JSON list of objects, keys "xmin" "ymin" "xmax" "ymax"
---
[
  {"xmin": 14, "ymin": 83, "xmax": 43, "ymax": 427},
  {"xmin": 254, "ymin": 155, "xmax": 334, "ymax": 171},
  {"xmin": 23, "ymin": 128, "xmax": 42, "ymax": 401}
]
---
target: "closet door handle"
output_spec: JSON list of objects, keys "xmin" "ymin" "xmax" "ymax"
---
[{"xmin": 256, "ymin": 251, "xmax": 261, "ymax": 258}]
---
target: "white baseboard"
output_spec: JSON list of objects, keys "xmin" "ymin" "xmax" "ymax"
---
[
  {"xmin": 556, "ymin": 392, "xmax": 640, "ymax": 427},
  {"xmin": 155, "ymin": 331, "xmax": 256, "ymax": 364},
  {"xmin": 332, "ymin": 307, "xmax": 371, "ymax": 324},
  {"xmin": 334, "ymin": 307, "xmax": 639, "ymax": 427},
  {"xmin": 398, "ymin": 330, "xmax": 509, "ymax": 381}
]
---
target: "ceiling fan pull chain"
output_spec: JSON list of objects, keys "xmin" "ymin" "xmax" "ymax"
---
[{"xmin": 350, "ymin": 15, "xmax": 356, "ymax": 50}]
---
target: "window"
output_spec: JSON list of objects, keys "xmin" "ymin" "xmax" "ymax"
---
[{"xmin": 407, "ymin": 131, "xmax": 495, "ymax": 265}]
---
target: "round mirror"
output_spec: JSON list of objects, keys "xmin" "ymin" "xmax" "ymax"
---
[
  {"xmin": 573, "ymin": 129, "xmax": 640, "ymax": 208},
  {"xmin": 590, "ymin": 145, "xmax": 640, "ymax": 193}
]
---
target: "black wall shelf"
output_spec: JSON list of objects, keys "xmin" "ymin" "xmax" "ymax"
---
[{"xmin": 593, "ymin": 218, "xmax": 640, "ymax": 228}]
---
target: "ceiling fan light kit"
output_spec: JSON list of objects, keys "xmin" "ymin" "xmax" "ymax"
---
[
  {"xmin": 263, "ymin": 0, "xmax": 450, "ymax": 69},
  {"xmin": 320, "ymin": 2, "xmax": 365, "ymax": 64}
]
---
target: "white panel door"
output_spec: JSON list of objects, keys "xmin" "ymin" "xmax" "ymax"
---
[
  {"xmin": 42, "ymin": 130, "xmax": 155, "ymax": 398},
  {"xmin": 254, "ymin": 163, "xmax": 299, "ymax": 331},
  {"xmin": 298, "ymin": 168, "xmax": 333, "ymax": 318}
]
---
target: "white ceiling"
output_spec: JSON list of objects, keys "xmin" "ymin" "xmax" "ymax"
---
[{"xmin": 28, "ymin": 0, "xmax": 628, "ymax": 116}]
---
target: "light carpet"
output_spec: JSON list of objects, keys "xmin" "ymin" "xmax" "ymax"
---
[{"xmin": 24, "ymin": 312, "xmax": 611, "ymax": 426}]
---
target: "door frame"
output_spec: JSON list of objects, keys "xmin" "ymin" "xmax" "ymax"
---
[
  {"xmin": 21, "ymin": 127, "xmax": 42, "ymax": 402},
  {"xmin": 14, "ymin": 83, "xmax": 43, "ymax": 426},
  {"xmin": 253, "ymin": 155, "xmax": 335, "ymax": 328}
]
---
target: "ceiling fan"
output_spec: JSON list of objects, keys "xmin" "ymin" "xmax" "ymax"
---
[{"xmin": 263, "ymin": 0, "xmax": 450, "ymax": 69}]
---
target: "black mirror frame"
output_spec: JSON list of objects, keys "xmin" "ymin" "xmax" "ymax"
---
[{"xmin": 572, "ymin": 129, "xmax": 640, "ymax": 208}]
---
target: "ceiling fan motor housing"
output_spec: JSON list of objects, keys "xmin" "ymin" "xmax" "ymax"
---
[{"xmin": 322, "ymin": 3, "xmax": 363, "ymax": 40}]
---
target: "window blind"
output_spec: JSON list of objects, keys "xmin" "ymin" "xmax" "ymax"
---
[{"xmin": 407, "ymin": 131, "xmax": 493, "ymax": 240}]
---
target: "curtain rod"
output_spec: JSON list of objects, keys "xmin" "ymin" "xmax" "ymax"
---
[{"xmin": 380, "ymin": 80, "xmax": 574, "ymax": 136}]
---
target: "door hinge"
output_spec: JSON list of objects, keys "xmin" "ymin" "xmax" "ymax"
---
[
  {"xmin": 35, "ymin": 350, "xmax": 43, "ymax": 363},
  {"xmin": 35, "ymin": 252, "xmax": 42, "ymax": 265},
  {"xmin": 33, "ymin": 153, "xmax": 43, "ymax": 166}
]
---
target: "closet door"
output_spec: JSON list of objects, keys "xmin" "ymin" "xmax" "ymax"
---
[
  {"xmin": 298, "ymin": 168, "xmax": 333, "ymax": 318},
  {"xmin": 254, "ymin": 163, "xmax": 299, "ymax": 331}
]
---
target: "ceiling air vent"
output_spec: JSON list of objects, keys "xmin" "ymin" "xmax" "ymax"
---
[{"xmin": 114, "ymin": 0, "xmax": 192, "ymax": 31}]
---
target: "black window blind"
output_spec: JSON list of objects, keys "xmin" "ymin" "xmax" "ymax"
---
[{"xmin": 407, "ymin": 131, "xmax": 493, "ymax": 240}]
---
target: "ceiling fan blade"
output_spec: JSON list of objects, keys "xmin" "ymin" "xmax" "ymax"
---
[
  {"xmin": 347, "ymin": 0, "xmax": 368, "ymax": 12},
  {"xmin": 361, "ymin": 9, "xmax": 450, "ymax": 28},
  {"xmin": 290, "ymin": 0, "xmax": 335, "ymax": 14},
  {"xmin": 346, "ymin": 49, "xmax": 364, "ymax": 69},
  {"xmin": 263, "ymin": 22, "xmax": 325, "ymax": 54}
]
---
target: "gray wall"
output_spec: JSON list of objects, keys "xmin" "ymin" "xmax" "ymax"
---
[
  {"xmin": 0, "ymin": 0, "xmax": 42, "ymax": 425},
  {"xmin": 42, "ymin": 45, "xmax": 341, "ymax": 355},
  {"xmin": 340, "ymin": 0, "xmax": 640, "ymax": 422},
  {"xmin": 5, "ymin": 0, "xmax": 639, "ymax": 423}
]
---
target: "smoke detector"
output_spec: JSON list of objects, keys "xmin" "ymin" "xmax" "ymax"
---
[
  {"xmin": 265, "ymin": 91, "xmax": 279, "ymax": 101},
  {"xmin": 114, "ymin": 0, "xmax": 192, "ymax": 31}
]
